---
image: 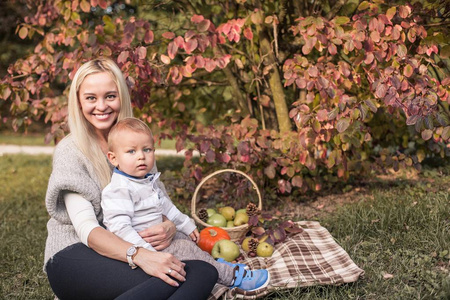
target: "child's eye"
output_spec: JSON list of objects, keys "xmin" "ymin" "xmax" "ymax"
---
[
  {"xmin": 143, "ymin": 148, "xmax": 154, "ymax": 153},
  {"xmin": 127, "ymin": 149, "xmax": 136, "ymax": 154}
]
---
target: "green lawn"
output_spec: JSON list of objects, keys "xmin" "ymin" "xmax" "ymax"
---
[{"xmin": 0, "ymin": 154, "xmax": 448, "ymax": 299}]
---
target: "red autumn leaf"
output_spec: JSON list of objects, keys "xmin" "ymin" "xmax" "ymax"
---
[
  {"xmin": 421, "ymin": 129, "xmax": 433, "ymax": 141},
  {"xmin": 336, "ymin": 118, "xmax": 350, "ymax": 133},
  {"xmin": 406, "ymin": 115, "xmax": 420, "ymax": 126},
  {"xmin": 442, "ymin": 127, "xmax": 450, "ymax": 141},
  {"xmin": 386, "ymin": 7, "xmax": 396, "ymax": 20},
  {"xmin": 205, "ymin": 149, "xmax": 216, "ymax": 163},
  {"xmin": 18, "ymin": 27, "xmax": 28, "ymax": 39},
  {"xmin": 117, "ymin": 51, "xmax": 129, "ymax": 64},
  {"xmin": 271, "ymin": 227, "xmax": 287, "ymax": 243},
  {"xmin": 160, "ymin": 54, "xmax": 171, "ymax": 65},
  {"xmin": 364, "ymin": 52, "xmax": 374, "ymax": 64},
  {"xmin": 197, "ymin": 19, "xmax": 211, "ymax": 32},
  {"xmin": 308, "ymin": 66, "xmax": 319, "ymax": 77},
  {"xmin": 98, "ymin": 0, "xmax": 107, "ymax": 9},
  {"xmin": 162, "ymin": 31, "xmax": 175, "ymax": 39},
  {"xmin": 80, "ymin": 0, "xmax": 91, "ymax": 13},
  {"xmin": 167, "ymin": 42, "xmax": 178, "ymax": 59},
  {"xmin": 328, "ymin": 43, "xmax": 337, "ymax": 55},
  {"xmin": 316, "ymin": 109, "xmax": 328, "ymax": 121},
  {"xmin": 219, "ymin": 153, "xmax": 231, "ymax": 163},
  {"xmin": 136, "ymin": 46, "xmax": 147, "ymax": 60},
  {"xmin": 191, "ymin": 14, "xmax": 204, "ymax": 23},
  {"xmin": 144, "ymin": 30, "xmax": 154, "ymax": 44},
  {"xmin": 398, "ymin": 5, "xmax": 411, "ymax": 18},
  {"xmin": 264, "ymin": 164, "xmax": 276, "ymax": 179},
  {"xmin": 375, "ymin": 83, "xmax": 388, "ymax": 98},
  {"xmin": 403, "ymin": 64, "xmax": 414, "ymax": 77},
  {"xmin": 184, "ymin": 39, "xmax": 198, "ymax": 54},
  {"xmin": 397, "ymin": 44, "xmax": 407, "ymax": 58},
  {"xmin": 251, "ymin": 226, "xmax": 265, "ymax": 235},
  {"xmin": 295, "ymin": 78, "xmax": 307, "ymax": 89},
  {"xmin": 204, "ymin": 59, "xmax": 216, "ymax": 72},
  {"xmin": 243, "ymin": 27, "xmax": 253, "ymax": 40},
  {"xmin": 370, "ymin": 31, "xmax": 380, "ymax": 43},
  {"xmin": 291, "ymin": 176, "xmax": 303, "ymax": 187}
]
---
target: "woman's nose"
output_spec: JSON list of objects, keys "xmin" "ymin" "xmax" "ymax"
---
[{"xmin": 96, "ymin": 99, "xmax": 107, "ymax": 110}]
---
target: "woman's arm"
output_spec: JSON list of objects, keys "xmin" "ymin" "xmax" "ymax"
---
[
  {"xmin": 88, "ymin": 227, "xmax": 186, "ymax": 287},
  {"xmin": 64, "ymin": 193, "xmax": 185, "ymax": 286}
]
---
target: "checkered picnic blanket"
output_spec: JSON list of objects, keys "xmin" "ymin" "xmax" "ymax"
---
[{"xmin": 208, "ymin": 221, "xmax": 365, "ymax": 299}]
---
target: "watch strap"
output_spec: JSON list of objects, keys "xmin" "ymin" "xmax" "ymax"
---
[{"xmin": 126, "ymin": 245, "xmax": 141, "ymax": 269}]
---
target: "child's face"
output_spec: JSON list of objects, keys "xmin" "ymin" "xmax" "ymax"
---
[{"xmin": 108, "ymin": 130, "xmax": 155, "ymax": 178}]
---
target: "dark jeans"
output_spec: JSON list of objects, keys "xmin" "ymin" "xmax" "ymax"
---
[{"xmin": 46, "ymin": 243, "xmax": 218, "ymax": 300}]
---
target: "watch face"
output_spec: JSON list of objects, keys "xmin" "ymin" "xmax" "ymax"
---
[{"xmin": 127, "ymin": 246, "xmax": 137, "ymax": 256}]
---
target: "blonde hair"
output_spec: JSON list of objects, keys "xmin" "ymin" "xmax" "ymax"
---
[
  {"xmin": 108, "ymin": 117, "xmax": 153, "ymax": 152},
  {"xmin": 68, "ymin": 57, "xmax": 133, "ymax": 187}
]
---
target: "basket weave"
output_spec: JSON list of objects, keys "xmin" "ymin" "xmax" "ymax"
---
[{"xmin": 191, "ymin": 169, "xmax": 262, "ymax": 242}]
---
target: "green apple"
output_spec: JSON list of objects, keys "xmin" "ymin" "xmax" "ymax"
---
[
  {"xmin": 211, "ymin": 239, "xmax": 240, "ymax": 262},
  {"xmin": 207, "ymin": 213, "xmax": 227, "ymax": 227},
  {"xmin": 206, "ymin": 208, "xmax": 217, "ymax": 218},
  {"xmin": 233, "ymin": 211, "xmax": 249, "ymax": 226},
  {"xmin": 220, "ymin": 206, "xmax": 236, "ymax": 221},
  {"xmin": 236, "ymin": 208, "xmax": 247, "ymax": 215},
  {"xmin": 256, "ymin": 241, "xmax": 274, "ymax": 257}
]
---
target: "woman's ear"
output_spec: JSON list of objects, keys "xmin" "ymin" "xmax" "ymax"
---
[{"xmin": 107, "ymin": 151, "xmax": 118, "ymax": 167}]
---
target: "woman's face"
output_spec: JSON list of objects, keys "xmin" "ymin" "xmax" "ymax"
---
[{"xmin": 78, "ymin": 72, "xmax": 121, "ymax": 138}]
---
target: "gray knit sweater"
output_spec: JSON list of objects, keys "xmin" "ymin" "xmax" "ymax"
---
[{"xmin": 44, "ymin": 135, "xmax": 106, "ymax": 267}]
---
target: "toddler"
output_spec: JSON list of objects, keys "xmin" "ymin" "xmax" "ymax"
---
[{"xmin": 101, "ymin": 117, "xmax": 270, "ymax": 291}]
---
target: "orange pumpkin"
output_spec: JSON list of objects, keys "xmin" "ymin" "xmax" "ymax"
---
[{"xmin": 197, "ymin": 227, "xmax": 230, "ymax": 254}]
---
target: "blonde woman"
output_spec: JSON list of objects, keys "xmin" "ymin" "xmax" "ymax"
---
[{"xmin": 44, "ymin": 57, "xmax": 218, "ymax": 299}]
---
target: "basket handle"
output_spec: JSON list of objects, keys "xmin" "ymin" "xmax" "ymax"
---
[{"xmin": 191, "ymin": 169, "xmax": 262, "ymax": 228}]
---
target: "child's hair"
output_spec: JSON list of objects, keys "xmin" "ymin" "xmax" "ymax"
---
[{"xmin": 108, "ymin": 117, "xmax": 153, "ymax": 151}]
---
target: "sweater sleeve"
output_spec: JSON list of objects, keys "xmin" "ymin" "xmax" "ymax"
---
[
  {"xmin": 45, "ymin": 136, "xmax": 104, "ymax": 224},
  {"xmin": 158, "ymin": 188, "xmax": 196, "ymax": 236},
  {"xmin": 101, "ymin": 184, "xmax": 154, "ymax": 251}
]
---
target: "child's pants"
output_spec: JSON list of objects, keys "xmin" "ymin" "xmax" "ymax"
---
[{"xmin": 162, "ymin": 233, "xmax": 235, "ymax": 286}]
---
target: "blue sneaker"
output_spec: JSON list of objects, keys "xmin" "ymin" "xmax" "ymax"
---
[
  {"xmin": 216, "ymin": 258, "xmax": 247, "ymax": 269},
  {"xmin": 231, "ymin": 265, "xmax": 270, "ymax": 292}
]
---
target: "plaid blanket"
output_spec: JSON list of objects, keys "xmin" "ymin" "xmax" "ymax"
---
[{"xmin": 208, "ymin": 221, "xmax": 364, "ymax": 299}]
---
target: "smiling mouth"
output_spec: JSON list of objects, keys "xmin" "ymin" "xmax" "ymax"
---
[{"xmin": 94, "ymin": 112, "xmax": 112, "ymax": 120}]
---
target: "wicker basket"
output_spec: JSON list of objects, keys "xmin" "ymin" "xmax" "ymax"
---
[{"xmin": 191, "ymin": 169, "xmax": 262, "ymax": 242}]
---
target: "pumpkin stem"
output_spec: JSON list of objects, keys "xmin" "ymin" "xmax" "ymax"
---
[{"xmin": 209, "ymin": 229, "xmax": 217, "ymax": 237}]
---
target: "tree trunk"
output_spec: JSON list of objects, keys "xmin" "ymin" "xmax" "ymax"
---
[{"xmin": 258, "ymin": 30, "xmax": 291, "ymax": 133}]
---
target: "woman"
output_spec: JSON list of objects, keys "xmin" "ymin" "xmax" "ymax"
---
[{"xmin": 44, "ymin": 57, "xmax": 218, "ymax": 300}]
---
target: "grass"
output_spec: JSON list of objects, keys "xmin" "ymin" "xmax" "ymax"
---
[{"xmin": 0, "ymin": 154, "xmax": 449, "ymax": 299}]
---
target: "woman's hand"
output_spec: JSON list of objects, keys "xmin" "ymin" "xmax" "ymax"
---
[
  {"xmin": 134, "ymin": 249, "xmax": 186, "ymax": 287},
  {"xmin": 138, "ymin": 217, "xmax": 176, "ymax": 250}
]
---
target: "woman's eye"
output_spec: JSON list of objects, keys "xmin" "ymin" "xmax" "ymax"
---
[
  {"xmin": 106, "ymin": 94, "xmax": 117, "ymax": 100},
  {"xmin": 86, "ymin": 96, "xmax": 95, "ymax": 101}
]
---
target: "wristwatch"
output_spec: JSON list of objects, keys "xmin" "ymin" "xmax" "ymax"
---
[{"xmin": 126, "ymin": 245, "xmax": 142, "ymax": 269}]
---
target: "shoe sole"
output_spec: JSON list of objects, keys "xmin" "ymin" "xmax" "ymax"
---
[{"xmin": 236, "ymin": 270, "xmax": 271, "ymax": 294}]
